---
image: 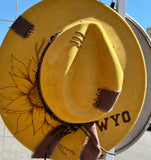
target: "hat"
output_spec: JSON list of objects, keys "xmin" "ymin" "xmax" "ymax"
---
[
  {"xmin": 39, "ymin": 19, "xmax": 123, "ymax": 123},
  {"xmin": 0, "ymin": 0, "xmax": 146, "ymax": 159}
]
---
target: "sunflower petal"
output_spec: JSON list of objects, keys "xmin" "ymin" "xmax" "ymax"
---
[
  {"xmin": 45, "ymin": 112, "xmax": 53, "ymax": 125},
  {"xmin": 11, "ymin": 55, "xmax": 28, "ymax": 79},
  {"xmin": 0, "ymin": 94, "xmax": 11, "ymax": 114},
  {"xmin": 16, "ymin": 112, "xmax": 32, "ymax": 134},
  {"xmin": 10, "ymin": 72, "xmax": 33, "ymax": 94},
  {"xmin": 33, "ymin": 107, "xmax": 45, "ymax": 134},
  {"xmin": 45, "ymin": 112, "xmax": 60, "ymax": 127},
  {"xmin": 41, "ymin": 122, "xmax": 51, "ymax": 136},
  {"xmin": 28, "ymin": 58, "xmax": 38, "ymax": 84},
  {"xmin": 2, "ymin": 95, "xmax": 33, "ymax": 113},
  {"xmin": 0, "ymin": 86, "xmax": 22, "ymax": 100}
]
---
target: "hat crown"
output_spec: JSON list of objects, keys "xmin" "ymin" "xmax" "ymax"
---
[{"xmin": 40, "ymin": 20, "xmax": 123, "ymax": 123}]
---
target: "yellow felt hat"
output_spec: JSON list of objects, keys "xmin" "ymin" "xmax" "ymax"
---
[
  {"xmin": 39, "ymin": 19, "xmax": 123, "ymax": 123},
  {"xmin": 0, "ymin": 0, "xmax": 146, "ymax": 159}
]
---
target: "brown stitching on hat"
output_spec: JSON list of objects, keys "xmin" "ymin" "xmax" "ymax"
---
[
  {"xmin": 72, "ymin": 36, "xmax": 83, "ymax": 43},
  {"xmin": 70, "ymin": 39, "xmax": 82, "ymax": 47},
  {"xmin": 75, "ymin": 31, "xmax": 85, "ymax": 39},
  {"xmin": 70, "ymin": 32, "xmax": 85, "ymax": 48},
  {"xmin": 10, "ymin": 16, "xmax": 34, "ymax": 38},
  {"xmin": 93, "ymin": 88, "xmax": 120, "ymax": 113}
]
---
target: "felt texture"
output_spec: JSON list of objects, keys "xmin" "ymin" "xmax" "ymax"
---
[
  {"xmin": 0, "ymin": 0, "xmax": 146, "ymax": 160},
  {"xmin": 40, "ymin": 21, "xmax": 123, "ymax": 123}
]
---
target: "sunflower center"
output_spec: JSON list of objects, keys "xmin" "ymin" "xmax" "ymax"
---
[{"xmin": 29, "ymin": 86, "xmax": 44, "ymax": 108}]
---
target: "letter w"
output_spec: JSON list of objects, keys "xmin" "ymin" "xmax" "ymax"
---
[{"xmin": 96, "ymin": 117, "xmax": 109, "ymax": 131}]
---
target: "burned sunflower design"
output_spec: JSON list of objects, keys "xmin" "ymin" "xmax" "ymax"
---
[{"xmin": 0, "ymin": 39, "xmax": 60, "ymax": 136}]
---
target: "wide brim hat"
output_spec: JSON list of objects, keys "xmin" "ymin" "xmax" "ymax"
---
[{"xmin": 0, "ymin": 0, "xmax": 146, "ymax": 159}]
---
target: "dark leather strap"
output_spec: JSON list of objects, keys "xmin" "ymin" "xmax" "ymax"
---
[
  {"xmin": 93, "ymin": 88, "xmax": 120, "ymax": 112},
  {"xmin": 80, "ymin": 122, "xmax": 102, "ymax": 160},
  {"xmin": 32, "ymin": 122, "xmax": 102, "ymax": 160},
  {"xmin": 32, "ymin": 125, "xmax": 67, "ymax": 158},
  {"xmin": 10, "ymin": 16, "xmax": 34, "ymax": 38}
]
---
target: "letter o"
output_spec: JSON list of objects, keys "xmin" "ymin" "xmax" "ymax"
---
[{"xmin": 122, "ymin": 111, "xmax": 131, "ymax": 123}]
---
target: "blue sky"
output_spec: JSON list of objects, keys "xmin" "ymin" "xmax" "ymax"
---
[{"xmin": 0, "ymin": 0, "xmax": 151, "ymax": 46}]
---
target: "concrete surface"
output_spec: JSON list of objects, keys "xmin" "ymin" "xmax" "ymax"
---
[
  {"xmin": 0, "ymin": 115, "xmax": 151, "ymax": 160},
  {"xmin": 115, "ymin": 131, "xmax": 151, "ymax": 160}
]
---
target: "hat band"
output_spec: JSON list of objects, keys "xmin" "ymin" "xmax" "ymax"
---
[{"xmin": 35, "ymin": 31, "xmax": 63, "ymax": 122}]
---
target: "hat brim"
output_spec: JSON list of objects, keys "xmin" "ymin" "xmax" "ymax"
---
[
  {"xmin": 115, "ymin": 14, "xmax": 151, "ymax": 154},
  {"xmin": 0, "ymin": 0, "xmax": 146, "ymax": 159}
]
